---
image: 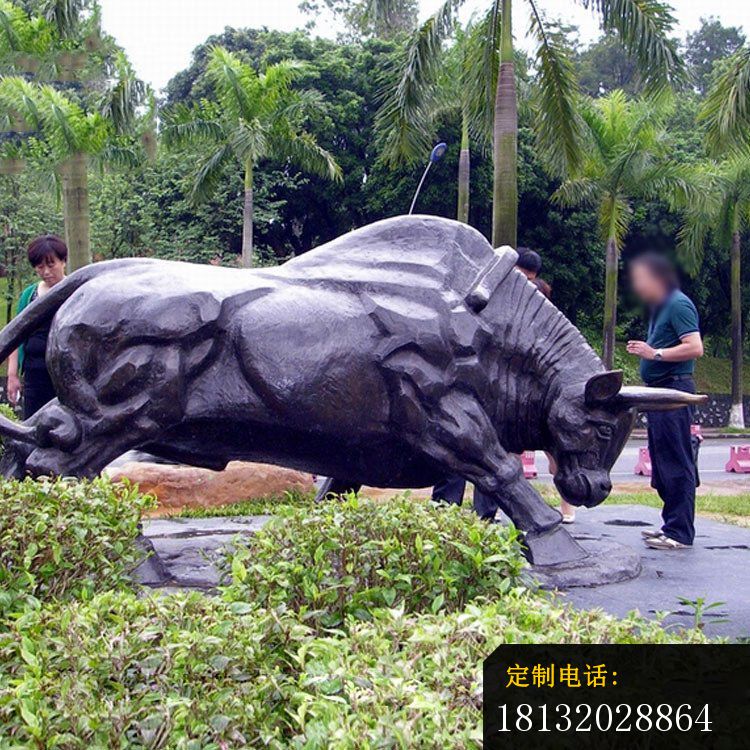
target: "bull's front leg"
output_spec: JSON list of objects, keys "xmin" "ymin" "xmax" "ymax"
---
[
  {"xmin": 472, "ymin": 457, "xmax": 588, "ymax": 566},
  {"xmin": 415, "ymin": 390, "xmax": 587, "ymax": 566}
]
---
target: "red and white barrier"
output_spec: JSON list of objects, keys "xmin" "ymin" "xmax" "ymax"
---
[
  {"xmin": 725, "ymin": 445, "xmax": 750, "ymax": 473},
  {"xmin": 634, "ymin": 447, "xmax": 652, "ymax": 476},
  {"xmin": 522, "ymin": 451, "xmax": 538, "ymax": 479}
]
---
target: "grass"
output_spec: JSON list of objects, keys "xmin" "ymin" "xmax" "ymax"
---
[
  {"xmin": 605, "ymin": 492, "xmax": 750, "ymax": 523},
  {"xmin": 535, "ymin": 484, "xmax": 750, "ymax": 524},
  {"xmin": 176, "ymin": 489, "xmax": 316, "ymax": 518}
]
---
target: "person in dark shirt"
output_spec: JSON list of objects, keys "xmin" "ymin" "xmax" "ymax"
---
[
  {"xmin": 6, "ymin": 235, "xmax": 68, "ymax": 418},
  {"xmin": 627, "ymin": 253, "xmax": 703, "ymax": 550}
]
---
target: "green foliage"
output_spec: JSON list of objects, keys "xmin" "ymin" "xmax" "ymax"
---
[
  {"xmin": 0, "ymin": 477, "xmax": 155, "ymax": 616},
  {"xmin": 224, "ymin": 494, "xmax": 525, "ymax": 629},
  {"xmin": 0, "ymin": 585, "xmax": 706, "ymax": 747},
  {"xmin": 576, "ymin": 32, "xmax": 640, "ymax": 96},
  {"xmin": 178, "ymin": 488, "xmax": 316, "ymax": 517},
  {"xmin": 0, "ymin": 479, "xmax": 710, "ymax": 745}
]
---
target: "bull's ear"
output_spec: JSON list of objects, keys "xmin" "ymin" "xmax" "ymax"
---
[
  {"xmin": 584, "ymin": 370, "xmax": 624, "ymax": 406},
  {"xmin": 615, "ymin": 386, "xmax": 708, "ymax": 412}
]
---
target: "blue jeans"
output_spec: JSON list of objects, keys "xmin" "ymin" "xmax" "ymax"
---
[
  {"xmin": 431, "ymin": 475, "xmax": 497, "ymax": 520},
  {"xmin": 646, "ymin": 376, "xmax": 697, "ymax": 545}
]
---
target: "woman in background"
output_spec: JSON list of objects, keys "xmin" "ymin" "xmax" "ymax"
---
[{"xmin": 6, "ymin": 235, "xmax": 68, "ymax": 418}]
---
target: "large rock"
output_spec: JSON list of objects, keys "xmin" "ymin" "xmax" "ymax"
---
[{"xmin": 108, "ymin": 460, "xmax": 314, "ymax": 513}]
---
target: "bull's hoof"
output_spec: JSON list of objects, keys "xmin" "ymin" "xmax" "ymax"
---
[{"xmin": 522, "ymin": 525, "xmax": 588, "ymax": 566}]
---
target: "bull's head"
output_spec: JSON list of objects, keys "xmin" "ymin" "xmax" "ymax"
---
[{"xmin": 547, "ymin": 370, "xmax": 706, "ymax": 508}]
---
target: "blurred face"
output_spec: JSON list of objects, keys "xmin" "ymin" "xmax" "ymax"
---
[
  {"xmin": 34, "ymin": 254, "xmax": 66, "ymax": 287},
  {"xmin": 517, "ymin": 266, "xmax": 537, "ymax": 280},
  {"xmin": 630, "ymin": 262, "xmax": 668, "ymax": 305}
]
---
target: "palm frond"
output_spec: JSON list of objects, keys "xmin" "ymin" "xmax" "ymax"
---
[
  {"xmin": 529, "ymin": 6, "xmax": 584, "ymax": 177},
  {"xmin": 99, "ymin": 50, "xmax": 147, "ymax": 134},
  {"xmin": 374, "ymin": 0, "xmax": 460, "ymax": 166},
  {"xmin": 95, "ymin": 142, "xmax": 141, "ymax": 171},
  {"xmin": 600, "ymin": 192, "xmax": 632, "ymax": 248},
  {"xmin": 279, "ymin": 88, "xmax": 328, "ymax": 124},
  {"xmin": 230, "ymin": 117, "xmax": 267, "ymax": 164},
  {"xmin": 552, "ymin": 177, "xmax": 598, "ymax": 207},
  {"xmin": 160, "ymin": 103, "xmax": 224, "ymax": 148},
  {"xmin": 39, "ymin": 0, "xmax": 86, "ymax": 38},
  {"xmin": 206, "ymin": 46, "xmax": 257, "ymax": 122},
  {"xmin": 700, "ymin": 46, "xmax": 750, "ymax": 155},
  {"xmin": 461, "ymin": 5, "xmax": 501, "ymax": 149},
  {"xmin": 579, "ymin": 0, "xmax": 686, "ymax": 92},
  {"xmin": 0, "ymin": 0, "xmax": 24, "ymax": 52},
  {"xmin": 191, "ymin": 143, "xmax": 233, "ymax": 203},
  {"xmin": 676, "ymin": 209, "xmax": 710, "ymax": 276},
  {"xmin": 279, "ymin": 130, "xmax": 342, "ymax": 182}
]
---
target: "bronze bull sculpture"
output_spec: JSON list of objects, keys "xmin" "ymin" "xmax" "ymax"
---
[{"xmin": 0, "ymin": 216, "xmax": 706, "ymax": 564}]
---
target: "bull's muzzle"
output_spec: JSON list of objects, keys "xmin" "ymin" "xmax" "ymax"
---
[{"xmin": 554, "ymin": 471, "xmax": 612, "ymax": 508}]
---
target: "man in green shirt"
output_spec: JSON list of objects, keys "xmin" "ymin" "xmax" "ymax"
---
[{"xmin": 627, "ymin": 253, "xmax": 704, "ymax": 550}]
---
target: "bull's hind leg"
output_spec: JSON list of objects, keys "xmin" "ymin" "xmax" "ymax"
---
[
  {"xmin": 413, "ymin": 390, "xmax": 586, "ymax": 565},
  {"xmin": 314, "ymin": 477, "xmax": 362, "ymax": 502}
]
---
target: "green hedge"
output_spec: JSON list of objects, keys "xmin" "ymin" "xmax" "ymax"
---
[
  {"xmin": 0, "ymin": 481, "xmax": 710, "ymax": 747},
  {"xmin": 0, "ymin": 588, "xmax": 706, "ymax": 749},
  {"xmin": 0, "ymin": 477, "xmax": 155, "ymax": 616},
  {"xmin": 223, "ymin": 494, "xmax": 525, "ymax": 629}
]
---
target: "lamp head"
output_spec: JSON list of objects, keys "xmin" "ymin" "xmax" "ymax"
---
[{"xmin": 430, "ymin": 142, "xmax": 447, "ymax": 163}]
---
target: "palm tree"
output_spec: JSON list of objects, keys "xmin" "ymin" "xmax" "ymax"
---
[
  {"xmin": 676, "ymin": 50, "xmax": 750, "ymax": 429},
  {"xmin": 0, "ymin": 64, "xmax": 147, "ymax": 270},
  {"xmin": 0, "ymin": 77, "xmax": 108, "ymax": 269},
  {"xmin": 373, "ymin": 0, "xmax": 684, "ymax": 248},
  {"xmin": 0, "ymin": 1, "xmax": 147, "ymax": 269},
  {"xmin": 377, "ymin": 15, "xmax": 500, "ymax": 224},
  {"xmin": 162, "ymin": 46, "xmax": 342, "ymax": 267},
  {"xmin": 677, "ymin": 158, "xmax": 750, "ymax": 428},
  {"xmin": 699, "ymin": 45, "xmax": 750, "ymax": 155},
  {"xmin": 553, "ymin": 91, "xmax": 694, "ymax": 368}
]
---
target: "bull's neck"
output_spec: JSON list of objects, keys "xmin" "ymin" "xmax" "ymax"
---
[{"xmin": 485, "ymin": 275, "xmax": 603, "ymax": 451}]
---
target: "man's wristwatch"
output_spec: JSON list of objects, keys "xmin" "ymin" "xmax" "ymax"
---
[{"xmin": 654, "ymin": 349, "xmax": 664, "ymax": 360}]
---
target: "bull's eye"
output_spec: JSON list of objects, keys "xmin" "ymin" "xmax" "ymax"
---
[{"xmin": 596, "ymin": 424, "xmax": 614, "ymax": 440}]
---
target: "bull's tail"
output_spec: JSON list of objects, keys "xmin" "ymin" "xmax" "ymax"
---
[{"xmin": 0, "ymin": 258, "xmax": 154, "ymax": 444}]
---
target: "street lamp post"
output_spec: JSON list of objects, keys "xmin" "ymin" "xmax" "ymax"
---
[{"xmin": 408, "ymin": 142, "xmax": 447, "ymax": 215}]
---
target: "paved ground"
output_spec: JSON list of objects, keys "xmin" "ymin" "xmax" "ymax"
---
[
  {"xmin": 136, "ymin": 516, "xmax": 270, "ymax": 590},
  {"xmin": 556, "ymin": 504, "xmax": 750, "ymax": 639}
]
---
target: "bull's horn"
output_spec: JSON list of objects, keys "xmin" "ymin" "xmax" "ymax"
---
[
  {"xmin": 615, "ymin": 386, "xmax": 708, "ymax": 412},
  {"xmin": 0, "ymin": 414, "xmax": 37, "ymax": 444}
]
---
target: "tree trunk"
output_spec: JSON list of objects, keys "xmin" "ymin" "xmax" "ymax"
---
[
  {"xmin": 492, "ymin": 0, "xmax": 517, "ymax": 249},
  {"xmin": 61, "ymin": 151, "xmax": 91, "ymax": 270},
  {"xmin": 457, "ymin": 112, "xmax": 470, "ymax": 224},
  {"xmin": 602, "ymin": 236, "xmax": 618, "ymax": 370},
  {"xmin": 730, "ymin": 227, "xmax": 745, "ymax": 428},
  {"xmin": 241, "ymin": 162, "xmax": 254, "ymax": 268}
]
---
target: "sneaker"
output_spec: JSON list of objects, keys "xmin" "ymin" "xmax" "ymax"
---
[
  {"xmin": 645, "ymin": 534, "xmax": 689, "ymax": 550},
  {"xmin": 562, "ymin": 513, "xmax": 576, "ymax": 524},
  {"xmin": 640, "ymin": 528, "xmax": 662, "ymax": 539}
]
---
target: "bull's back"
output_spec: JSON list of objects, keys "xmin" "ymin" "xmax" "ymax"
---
[{"xmin": 229, "ymin": 284, "xmax": 392, "ymax": 432}]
